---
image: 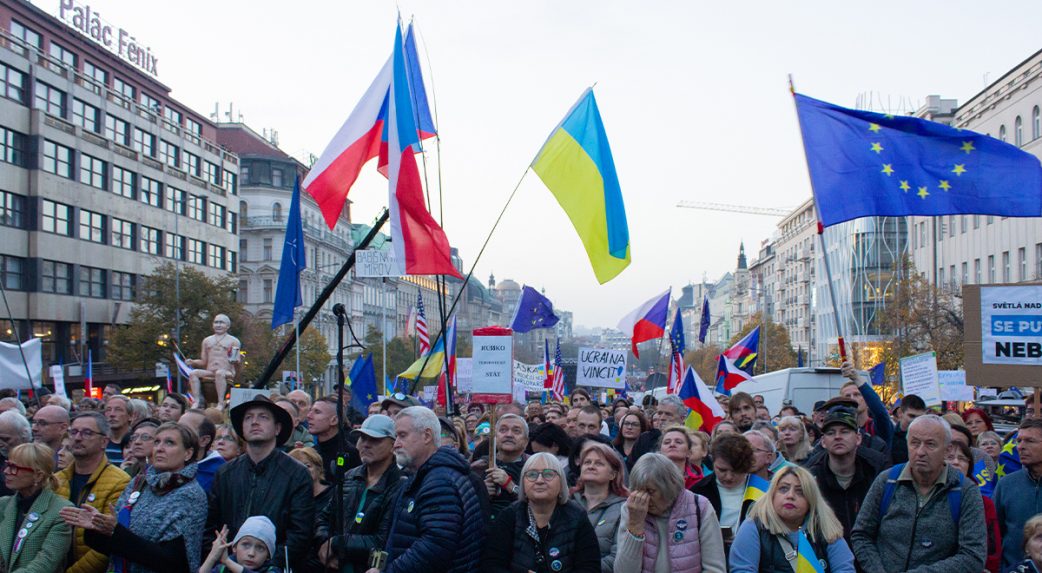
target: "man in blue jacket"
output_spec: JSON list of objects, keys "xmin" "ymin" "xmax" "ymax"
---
[
  {"xmin": 372, "ymin": 406, "xmax": 486, "ymax": 573},
  {"xmin": 995, "ymin": 417, "xmax": 1042, "ymax": 569}
]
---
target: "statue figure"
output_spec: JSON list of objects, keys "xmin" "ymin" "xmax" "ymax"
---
[{"xmin": 187, "ymin": 314, "xmax": 241, "ymax": 409}]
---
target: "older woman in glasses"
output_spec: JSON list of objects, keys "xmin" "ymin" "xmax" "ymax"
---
[
  {"xmin": 483, "ymin": 452, "xmax": 600, "ymax": 573},
  {"xmin": 0, "ymin": 442, "xmax": 74, "ymax": 573},
  {"xmin": 120, "ymin": 419, "xmax": 160, "ymax": 478}
]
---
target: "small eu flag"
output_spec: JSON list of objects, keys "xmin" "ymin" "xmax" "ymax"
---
[
  {"xmin": 869, "ymin": 362, "xmax": 885, "ymax": 386},
  {"xmin": 794, "ymin": 93, "xmax": 1042, "ymax": 227},
  {"xmin": 510, "ymin": 285, "xmax": 560, "ymax": 333},
  {"xmin": 698, "ymin": 295, "xmax": 710, "ymax": 344}
]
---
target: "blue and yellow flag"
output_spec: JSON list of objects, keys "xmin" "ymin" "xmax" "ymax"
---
[
  {"xmin": 996, "ymin": 432, "xmax": 1021, "ymax": 479},
  {"xmin": 532, "ymin": 88, "xmax": 630, "ymax": 284},
  {"xmin": 744, "ymin": 473, "xmax": 770, "ymax": 503},
  {"xmin": 794, "ymin": 92, "xmax": 1042, "ymax": 228},
  {"xmin": 796, "ymin": 529, "xmax": 825, "ymax": 573},
  {"xmin": 399, "ymin": 337, "xmax": 445, "ymax": 380}
]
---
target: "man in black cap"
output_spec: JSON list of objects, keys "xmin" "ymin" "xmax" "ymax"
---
[
  {"xmin": 805, "ymin": 404, "xmax": 888, "ymax": 542},
  {"xmin": 205, "ymin": 396, "xmax": 314, "ymax": 572},
  {"xmin": 381, "ymin": 393, "xmax": 420, "ymax": 418}
]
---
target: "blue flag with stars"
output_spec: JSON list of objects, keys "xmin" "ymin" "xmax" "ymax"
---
[
  {"xmin": 349, "ymin": 353, "xmax": 378, "ymax": 412},
  {"xmin": 272, "ymin": 176, "xmax": 307, "ymax": 329},
  {"xmin": 794, "ymin": 93, "xmax": 1042, "ymax": 227},
  {"xmin": 510, "ymin": 285, "xmax": 560, "ymax": 333}
]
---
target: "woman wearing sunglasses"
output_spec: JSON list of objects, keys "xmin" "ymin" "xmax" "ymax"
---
[
  {"xmin": 483, "ymin": 452, "xmax": 600, "ymax": 572},
  {"xmin": 0, "ymin": 442, "xmax": 74, "ymax": 573}
]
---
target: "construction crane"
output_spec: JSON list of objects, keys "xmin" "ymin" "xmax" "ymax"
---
[{"xmin": 676, "ymin": 201, "xmax": 790, "ymax": 217}]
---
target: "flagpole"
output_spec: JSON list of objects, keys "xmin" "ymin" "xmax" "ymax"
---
[
  {"xmin": 295, "ymin": 315, "xmax": 301, "ymax": 393},
  {"xmin": 789, "ymin": 75, "xmax": 848, "ymax": 362}
]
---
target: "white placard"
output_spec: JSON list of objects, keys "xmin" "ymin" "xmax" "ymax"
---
[
  {"xmin": 576, "ymin": 347, "xmax": 627, "ymax": 389},
  {"xmin": 421, "ymin": 385, "xmax": 437, "ymax": 402},
  {"xmin": 472, "ymin": 335, "xmax": 513, "ymax": 396},
  {"xmin": 50, "ymin": 364, "xmax": 66, "ymax": 397},
  {"xmin": 900, "ymin": 351, "xmax": 941, "ymax": 406},
  {"xmin": 455, "ymin": 358, "xmax": 473, "ymax": 393},
  {"xmin": 513, "ymin": 361, "xmax": 546, "ymax": 391},
  {"xmin": 938, "ymin": 370, "xmax": 974, "ymax": 402},
  {"xmin": 981, "ymin": 285, "xmax": 1042, "ymax": 365},
  {"xmin": 0, "ymin": 339, "xmax": 41, "ymax": 390},
  {"xmin": 355, "ymin": 248, "xmax": 404, "ymax": 278},
  {"xmin": 229, "ymin": 388, "xmax": 269, "ymax": 408}
]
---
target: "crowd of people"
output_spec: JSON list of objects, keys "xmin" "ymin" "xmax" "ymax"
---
[{"xmin": 0, "ymin": 361, "xmax": 1038, "ymax": 573}]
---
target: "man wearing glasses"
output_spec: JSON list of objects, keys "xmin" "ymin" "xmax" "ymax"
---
[
  {"xmin": 54, "ymin": 412, "xmax": 130, "ymax": 573},
  {"xmin": 31, "ymin": 404, "xmax": 69, "ymax": 456}
]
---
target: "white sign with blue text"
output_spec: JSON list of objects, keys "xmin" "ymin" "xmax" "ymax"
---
[
  {"xmin": 981, "ymin": 285, "xmax": 1042, "ymax": 365},
  {"xmin": 576, "ymin": 347, "xmax": 626, "ymax": 389}
]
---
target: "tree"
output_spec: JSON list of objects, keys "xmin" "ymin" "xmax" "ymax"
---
[
  {"xmin": 729, "ymin": 313, "xmax": 798, "ymax": 375},
  {"xmin": 274, "ymin": 327, "xmax": 332, "ymax": 387},
  {"xmin": 685, "ymin": 344, "xmax": 723, "ymax": 387}
]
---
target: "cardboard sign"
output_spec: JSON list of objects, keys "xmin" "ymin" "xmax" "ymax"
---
[
  {"xmin": 900, "ymin": 352, "xmax": 941, "ymax": 406},
  {"xmin": 513, "ymin": 361, "xmax": 546, "ymax": 391},
  {"xmin": 356, "ymin": 248, "xmax": 404, "ymax": 277},
  {"xmin": 471, "ymin": 327, "xmax": 513, "ymax": 402},
  {"xmin": 964, "ymin": 284, "xmax": 1042, "ymax": 388},
  {"xmin": 50, "ymin": 364, "xmax": 66, "ymax": 397},
  {"xmin": 455, "ymin": 358, "xmax": 473, "ymax": 393},
  {"xmin": 576, "ymin": 347, "xmax": 627, "ymax": 389},
  {"xmin": 938, "ymin": 370, "xmax": 974, "ymax": 402}
]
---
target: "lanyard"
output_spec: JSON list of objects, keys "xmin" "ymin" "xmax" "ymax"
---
[{"xmin": 354, "ymin": 488, "xmax": 369, "ymax": 524}]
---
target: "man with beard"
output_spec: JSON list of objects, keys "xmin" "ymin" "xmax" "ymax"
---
[
  {"xmin": 474, "ymin": 413, "xmax": 529, "ymax": 521},
  {"xmin": 728, "ymin": 392, "xmax": 757, "ymax": 432},
  {"xmin": 372, "ymin": 406, "xmax": 485, "ymax": 573},
  {"xmin": 317, "ymin": 414, "xmax": 404, "ymax": 572}
]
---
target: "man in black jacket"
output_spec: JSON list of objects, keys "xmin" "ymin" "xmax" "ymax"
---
[
  {"xmin": 317, "ymin": 414, "xmax": 404, "ymax": 572},
  {"xmin": 308, "ymin": 395, "xmax": 361, "ymax": 481},
  {"xmin": 206, "ymin": 396, "xmax": 314, "ymax": 572}
]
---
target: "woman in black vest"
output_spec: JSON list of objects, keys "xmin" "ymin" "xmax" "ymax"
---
[
  {"xmin": 483, "ymin": 452, "xmax": 600, "ymax": 573},
  {"xmin": 727, "ymin": 465, "xmax": 855, "ymax": 573}
]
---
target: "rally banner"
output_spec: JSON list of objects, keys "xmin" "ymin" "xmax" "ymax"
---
[
  {"xmin": 576, "ymin": 347, "xmax": 627, "ymax": 389},
  {"xmin": 900, "ymin": 351, "xmax": 941, "ymax": 407},
  {"xmin": 471, "ymin": 327, "xmax": 513, "ymax": 403},
  {"xmin": 513, "ymin": 361, "xmax": 546, "ymax": 392},
  {"xmin": 981, "ymin": 285, "xmax": 1042, "ymax": 365},
  {"xmin": 0, "ymin": 339, "xmax": 41, "ymax": 390}
]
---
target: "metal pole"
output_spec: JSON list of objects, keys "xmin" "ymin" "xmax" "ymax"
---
[
  {"xmin": 295, "ymin": 314, "xmax": 300, "ymax": 392},
  {"xmin": 332, "ymin": 302, "xmax": 346, "ymax": 546},
  {"xmin": 381, "ymin": 279, "xmax": 388, "ymax": 395},
  {"xmin": 175, "ymin": 207, "xmax": 182, "ymax": 393},
  {"xmin": 253, "ymin": 209, "xmax": 389, "ymax": 388}
]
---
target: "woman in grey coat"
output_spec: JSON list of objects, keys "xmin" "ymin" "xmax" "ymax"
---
[{"xmin": 572, "ymin": 442, "xmax": 628, "ymax": 573}]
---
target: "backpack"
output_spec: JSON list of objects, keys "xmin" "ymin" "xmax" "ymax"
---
[{"xmin": 878, "ymin": 463, "xmax": 963, "ymax": 523}]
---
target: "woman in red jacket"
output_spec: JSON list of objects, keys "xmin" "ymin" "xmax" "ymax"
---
[{"xmin": 949, "ymin": 440, "xmax": 1001, "ymax": 573}]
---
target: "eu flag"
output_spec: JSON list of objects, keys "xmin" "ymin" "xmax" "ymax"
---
[
  {"xmin": 698, "ymin": 295, "xmax": 710, "ymax": 344},
  {"xmin": 272, "ymin": 176, "xmax": 307, "ymax": 329},
  {"xmin": 349, "ymin": 353, "xmax": 378, "ymax": 412},
  {"xmin": 794, "ymin": 93, "xmax": 1042, "ymax": 227},
  {"xmin": 510, "ymin": 285, "xmax": 560, "ymax": 333}
]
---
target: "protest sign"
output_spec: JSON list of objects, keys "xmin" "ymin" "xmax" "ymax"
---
[
  {"xmin": 471, "ymin": 327, "xmax": 513, "ymax": 402},
  {"xmin": 576, "ymin": 347, "xmax": 627, "ymax": 389},
  {"xmin": 900, "ymin": 351, "xmax": 941, "ymax": 406},
  {"xmin": 514, "ymin": 361, "xmax": 546, "ymax": 392},
  {"xmin": 965, "ymin": 285, "xmax": 1042, "ymax": 388},
  {"xmin": 50, "ymin": 364, "xmax": 66, "ymax": 397},
  {"xmin": 455, "ymin": 358, "xmax": 473, "ymax": 393},
  {"xmin": 355, "ymin": 248, "xmax": 404, "ymax": 277},
  {"xmin": 938, "ymin": 370, "xmax": 974, "ymax": 402}
]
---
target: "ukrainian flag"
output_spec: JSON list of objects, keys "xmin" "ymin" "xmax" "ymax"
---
[
  {"xmin": 532, "ymin": 88, "xmax": 630, "ymax": 284},
  {"xmin": 743, "ymin": 474, "xmax": 769, "ymax": 503},
  {"xmin": 796, "ymin": 529, "xmax": 825, "ymax": 573},
  {"xmin": 399, "ymin": 337, "xmax": 445, "ymax": 380}
]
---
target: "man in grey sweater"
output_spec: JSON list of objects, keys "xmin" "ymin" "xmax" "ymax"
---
[
  {"xmin": 851, "ymin": 414, "xmax": 986, "ymax": 573},
  {"xmin": 995, "ymin": 417, "xmax": 1042, "ymax": 569}
]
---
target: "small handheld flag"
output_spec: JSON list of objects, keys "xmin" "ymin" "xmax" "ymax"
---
[
  {"xmin": 678, "ymin": 367, "xmax": 724, "ymax": 432},
  {"xmin": 666, "ymin": 309, "xmax": 685, "ymax": 394},
  {"xmin": 743, "ymin": 473, "xmax": 770, "ymax": 503},
  {"xmin": 698, "ymin": 295, "xmax": 710, "ymax": 343},
  {"xmin": 510, "ymin": 286, "xmax": 560, "ymax": 333}
]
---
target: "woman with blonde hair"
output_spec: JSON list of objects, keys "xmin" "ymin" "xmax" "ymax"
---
[
  {"xmin": 776, "ymin": 416, "xmax": 812, "ymax": 463},
  {"xmin": 728, "ymin": 465, "xmax": 855, "ymax": 573},
  {"xmin": 0, "ymin": 442, "xmax": 73, "ymax": 573}
]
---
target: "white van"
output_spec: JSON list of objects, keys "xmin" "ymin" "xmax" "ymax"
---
[{"xmin": 732, "ymin": 367, "xmax": 863, "ymax": 416}]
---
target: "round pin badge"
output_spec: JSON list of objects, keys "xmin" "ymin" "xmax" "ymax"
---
[
  {"xmin": 355, "ymin": 511, "xmax": 365, "ymax": 524},
  {"xmin": 24, "ymin": 522, "xmax": 32, "ymax": 529},
  {"xmin": 673, "ymin": 531, "xmax": 684, "ymax": 542},
  {"xmin": 676, "ymin": 519, "xmax": 688, "ymax": 531},
  {"xmin": 27, "ymin": 513, "xmax": 39, "ymax": 522},
  {"xmin": 87, "ymin": 493, "xmax": 96, "ymax": 502},
  {"xmin": 548, "ymin": 547, "xmax": 560, "ymax": 558},
  {"xmin": 17, "ymin": 528, "xmax": 27, "ymax": 539},
  {"xmin": 406, "ymin": 500, "xmax": 415, "ymax": 513},
  {"xmin": 550, "ymin": 560, "xmax": 563, "ymax": 572},
  {"xmin": 129, "ymin": 492, "xmax": 141, "ymax": 505}
]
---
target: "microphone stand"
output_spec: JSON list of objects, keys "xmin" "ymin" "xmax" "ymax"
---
[{"xmin": 332, "ymin": 303, "xmax": 347, "ymax": 560}]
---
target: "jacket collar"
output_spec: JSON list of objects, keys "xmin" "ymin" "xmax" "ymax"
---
[
  {"xmin": 350, "ymin": 461, "xmax": 401, "ymax": 493},
  {"xmin": 245, "ymin": 448, "xmax": 280, "ymax": 474},
  {"xmin": 2, "ymin": 489, "xmax": 57, "ymax": 564},
  {"xmin": 60, "ymin": 457, "xmax": 113, "ymax": 486}
]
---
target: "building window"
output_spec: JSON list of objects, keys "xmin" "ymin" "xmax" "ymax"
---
[
  {"xmin": 263, "ymin": 279, "xmax": 273, "ymax": 303},
  {"xmin": 225, "ymin": 172, "xmax": 237, "ymax": 195},
  {"xmin": 163, "ymin": 107, "xmax": 182, "ymax": 126},
  {"xmin": 159, "ymin": 140, "xmax": 179, "ymax": 169},
  {"xmin": 208, "ymin": 202, "xmax": 225, "ymax": 228},
  {"xmin": 40, "ymin": 260, "xmax": 72, "ymax": 294},
  {"xmin": 185, "ymin": 117, "xmax": 202, "ymax": 136},
  {"xmin": 1016, "ymin": 116, "xmax": 1024, "ymax": 147},
  {"xmin": 79, "ymin": 210, "xmax": 105, "ymax": 243},
  {"xmin": 0, "ymin": 64, "xmax": 27, "ymax": 104},
  {"xmin": 139, "ymin": 176, "xmax": 161, "ymax": 207},
  {"xmin": 988, "ymin": 215, "xmax": 994, "ymax": 225},
  {"xmin": 1004, "ymin": 251, "xmax": 1011, "ymax": 282},
  {"xmin": 0, "ymin": 191, "xmax": 25, "ymax": 228},
  {"xmin": 83, "ymin": 61, "xmax": 107, "ymax": 92},
  {"xmin": 164, "ymin": 233, "xmax": 184, "ymax": 260},
  {"xmin": 263, "ymin": 238, "xmax": 273, "ymax": 261},
  {"xmin": 0, "ymin": 127, "xmax": 27, "ymax": 166},
  {"xmin": 183, "ymin": 151, "xmax": 200, "ymax": 177},
  {"xmin": 272, "ymin": 202, "xmax": 282, "ymax": 222},
  {"xmin": 139, "ymin": 226, "xmax": 160, "ymax": 255},
  {"xmin": 187, "ymin": 239, "xmax": 205, "ymax": 265},
  {"xmin": 79, "ymin": 266, "xmax": 106, "ymax": 298},
  {"xmin": 204, "ymin": 161, "xmax": 221, "ymax": 186},
  {"xmin": 79, "ymin": 154, "xmax": 107, "ymax": 190},
  {"xmin": 272, "ymin": 168, "xmax": 283, "ymax": 188},
  {"xmin": 9, "ymin": 20, "xmax": 41, "ymax": 55},
  {"xmin": 1035, "ymin": 106, "xmax": 1041, "ymax": 141},
  {"xmin": 961, "ymin": 262, "xmax": 968, "ymax": 285},
  {"xmin": 239, "ymin": 239, "xmax": 247, "ymax": 261},
  {"xmin": 42, "ymin": 141, "xmax": 73, "ymax": 179},
  {"xmin": 974, "ymin": 259, "xmax": 981, "ymax": 284},
  {"xmin": 938, "ymin": 267, "xmax": 945, "ymax": 287},
  {"xmin": 112, "ymin": 166, "xmax": 135, "ymax": 199},
  {"xmin": 47, "ymin": 42, "xmax": 76, "ymax": 68},
  {"xmin": 110, "ymin": 271, "xmax": 136, "ymax": 301},
  {"xmin": 41, "ymin": 200, "xmax": 71, "ymax": 236},
  {"xmin": 973, "ymin": 215, "xmax": 980, "ymax": 230},
  {"xmin": 165, "ymin": 187, "xmax": 185, "ymax": 215},
  {"xmin": 226, "ymin": 212, "xmax": 237, "ymax": 234},
  {"xmin": 33, "ymin": 81, "xmax": 66, "ymax": 117},
  {"xmin": 188, "ymin": 195, "xmax": 206, "ymax": 222},
  {"xmin": 133, "ymin": 128, "xmax": 155, "ymax": 158},
  {"xmin": 113, "ymin": 77, "xmax": 135, "ymax": 101},
  {"xmin": 140, "ymin": 92, "xmax": 160, "ymax": 113},
  {"xmin": 208, "ymin": 244, "xmax": 225, "ymax": 269},
  {"xmin": 110, "ymin": 218, "xmax": 134, "ymax": 250},
  {"xmin": 999, "ymin": 125, "xmax": 1007, "ymax": 142},
  {"xmin": 227, "ymin": 251, "xmax": 237, "ymax": 273},
  {"xmin": 1020, "ymin": 247, "xmax": 1027, "ymax": 282},
  {"xmin": 0, "ymin": 256, "xmax": 24, "ymax": 290},
  {"xmin": 104, "ymin": 115, "xmax": 130, "ymax": 146},
  {"xmin": 961, "ymin": 215, "xmax": 968, "ymax": 233},
  {"xmin": 237, "ymin": 279, "xmax": 248, "ymax": 303},
  {"xmin": 988, "ymin": 255, "xmax": 996, "ymax": 283}
]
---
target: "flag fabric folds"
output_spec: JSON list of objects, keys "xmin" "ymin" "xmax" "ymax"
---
[
  {"xmin": 796, "ymin": 528, "xmax": 826, "ymax": 573},
  {"xmin": 85, "ymin": 349, "xmax": 93, "ymax": 397},
  {"xmin": 399, "ymin": 337, "xmax": 445, "ymax": 380},
  {"xmin": 551, "ymin": 338, "xmax": 565, "ymax": 401},
  {"xmin": 715, "ymin": 326, "xmax": 760, "ymax": 395},
  {"xmin": 743, "ymin": 473, "xmax": 770, "ymax": 503},
  {"xmin": 794, "ymin": 92, "xmax": 1042, "ymax": 228},
  {"xmin": 617, "ymin": 289, "xmax": 671, "ymax": 358},
  {"xmin": 666, "ymin": 309, "xmax": 685, "ymax": 394},
  {"xmin": 377, "ymin": 23, "xmax": 437, "ymax": 175},
  {"xmin": 173, "ymin": 352, "xmax": 193, "ymax": 379},
  {"xmin": 679, "ymin": 367, "xmax": 724, "ymax": 432},
  {"xmin": 272, "ymin": 176, "xmax": 307, "ymax": 329},
  {"xmin": 415, "ymin": 293, "xmax": 430, "ymax": 355},
  {"xmin": 348, "ymin": 354, "xmax": 378, "ymax": 412},
  {"xmin": 510, "ymin": 286, "xmax": 560, "ymax": 333},
  {"xmin": 698, "ymin": 295, "xmax": 710, "ymax": 344},
  {"xmin": 532, "ymin": 88, "xmax": 630, "ymax": 284},
  {"xmin": 443, "ymin": 316, "xmax": 457, "ymax": 412},
  {"xmin": 797, "ymin": 346, "xmax": 805, "ymax": 368},
  {"xmin": 715, "ymin": 354, "xmax": 752, "ymax": 396},
  {"xmin": 542, "ymin": 338, "xmax": 553, "ymax": 400},
  {"xmin": 869, "ymin": 362, "xmax": 885, "ymax": 386}
]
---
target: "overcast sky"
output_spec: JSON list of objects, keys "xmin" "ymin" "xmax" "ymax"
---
[{"xmin": 47, "ymin": 0, "xmax": 1042, "ymax": 329}]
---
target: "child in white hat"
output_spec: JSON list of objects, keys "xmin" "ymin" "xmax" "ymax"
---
[{"xmin": 200, "ymin": 516, "xmax": 280, "ymax": 573}]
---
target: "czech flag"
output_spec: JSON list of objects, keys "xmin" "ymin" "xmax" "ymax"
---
[
  {"xmin": 678, "ymin": 367, "xmax": 724, "ymax": 432},
  {"xmin": 743, "ymin": 473, "xmax": 769, "ymax": 503},
  {"xmin": 617, "ymin": 289, "xmax": 670, "ymax": 358},
  {"xmin": 85, "ymin": 349, "xmax": 93, "ymax": 397},
  {"xmin": 796, "ymin": 529, "xmax": 825, "ymax": 573}
]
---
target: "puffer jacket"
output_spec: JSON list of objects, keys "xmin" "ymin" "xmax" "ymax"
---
[
  {"xmin": 205, "ymin": 448, "xmax": 314, "ymax": 572},
  {"xmin": 315, "ymin": 462, "xmax": 405, "ymax": 572},
  {"xmin": 385, "ymin": 446, "xmax": 488, "ymax": 573},
  {"xmin": 55, "ymin": 461, "xmax": 131, "ymax": 573},
  {"xmin": 572, "ymin": 492, "xmax": 626, "ymax": 573}
]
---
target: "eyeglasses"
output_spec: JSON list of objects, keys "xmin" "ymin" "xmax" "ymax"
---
[
  {"xmin": 68, "ymin": 428, "xmax": 102, "ymax": 439},
  {"xmin": 2, "ymin": 462, "xmax": 33, "ymax": 475},
  {"xmin": 523, "ymin": 469, "xmax": 559, "ymax": 482},
  {"xmin": 128, "ymin": 433, "xmax": 155, "ymax": 443}
]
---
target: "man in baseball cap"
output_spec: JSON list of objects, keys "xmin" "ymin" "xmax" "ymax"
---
[
  {"xmin": 316, "ymin": 414, "xmax": 403, "ymax": 572},
  {"xmin": 381, "ymin": 393, "xmax": 421, "ymax": 417}
]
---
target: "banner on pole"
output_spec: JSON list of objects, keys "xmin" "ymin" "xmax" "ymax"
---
[
  {"xmin": 356, "ymin": 248, "xmax": 404, "ymax": 277},
  {"xmin": 0, "ymin": 339, "xmax": 41, "ymax": 390},
  {"xmin": 576, "ymin": 347, "xmax": 627, "ymax": 389}
]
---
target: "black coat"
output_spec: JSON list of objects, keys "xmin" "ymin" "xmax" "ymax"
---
[
  {"xmin": 482, "ymin": 500, "xmax": 600, "ymax": 573},
  {"xmin": 690, "ymin": 473, "xmax": 755, "ymax": 528},
  {"xmin": 314, "ymin": 430, "xmax": 361, "ymax": 483},
  {"xmin": 804, "ymin": 450, "xmax": 886, "ymax": 541},
  {"xmin": 315, "ymin": 462, "xmax": 405, "ymax": 572},
  {"xmin": 205, "ymin": 448, "xmax": 314, "ymax": 571}
]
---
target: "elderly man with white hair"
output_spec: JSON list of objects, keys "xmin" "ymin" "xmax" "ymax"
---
[
  {"xmin": 0, "ymin": 409, "xmax": 31, "ymax": 497},
  {"xmin": 0, "ymin": 396, "xmax": 25, "ymax": 415},
  {"xmin": 851, "ymin": 414, "xmax": 986, "ymax": 573}
]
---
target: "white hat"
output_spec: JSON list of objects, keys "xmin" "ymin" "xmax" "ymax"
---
[{"xmin": 233, "ymin": 516, "xmax": 276, "ymax": 557}]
